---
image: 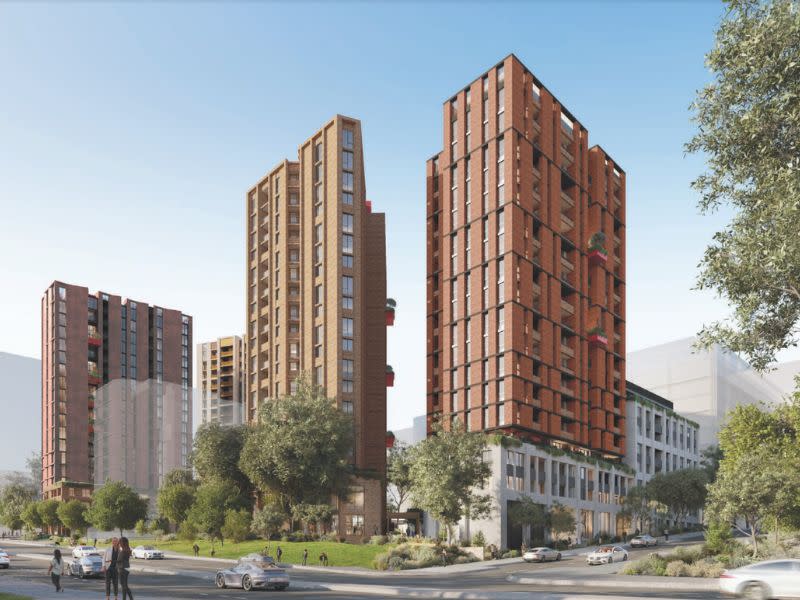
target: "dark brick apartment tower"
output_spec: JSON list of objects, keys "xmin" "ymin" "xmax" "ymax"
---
[{"xmin": 426, "ymin": 54, "xmax": 626, "ymax": 459}]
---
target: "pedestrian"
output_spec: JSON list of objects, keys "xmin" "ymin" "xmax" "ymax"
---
[
  {"xmin": 94, "ymin": 537, "xmax": 98, "ymax": 548},
  {"xmin": 211, "ymin": 548, "xmax": 216, "ymax": 557},
  {"xmin": 47, "ymin": 548, "xmax": 64, "ymax": 592},
  {"xmin": 192, "ymin": 543, "xmax": 199, "ymax": 557},
  {"xmin": 103, "ymin": 537, "xmax": 120, "ymax": 600},
  {"xmin": 118, "ymin": 536, "xmax": 134, "ymax": 600},
  {"xmin": 302, "ymin": 549, "xmax": 308, "ymax": 566},
  {"xmin": 664, "ymin": 529, "xmax": 669, "ymax": 542},
  {"xmin": 318, "ymin": 552, "xmax": 328, "ymax": 566},
  {"xmin": 276, "ymin": 545, "xmax": 282, "ymax": 562},
  {"xmin": 441, "ymin": 547, "xmax": 447, "ymax": 566}
]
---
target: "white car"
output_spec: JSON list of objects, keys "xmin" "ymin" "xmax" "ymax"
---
[
  {"xmin": 0, "ymin": 548, "xmax": 10, "ymax": 568},
  {"xmin": 71, "ymin": 545, "xmax": 98, "ymax": 559},
  {"xmin": 132, "ymin": 545, "xmax": 164, "ymax": 560},
  {"xmin": 630, "ymin": 534, "xmax": 658, "ymax": 548},
  {"xmin": 719, "ymin": 559, "xmax": 800, "ymax": 599},
  {"xmin": 586, "ymin": 545, "xmax": 628, "ymax": 565},
  {"xmin": 523, "ymin": 547, "xmax": 561, "ymax": 563}
]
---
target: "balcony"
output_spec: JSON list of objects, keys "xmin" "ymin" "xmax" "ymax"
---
[
  {"xmin": 88, "ymin": 362, "xmax": 101, "ymax": 385},
  {"xmin": 560, "ymin": 190, "xmax": 574, "ymax": 209},
  {"xmin": 386, "ymin": 298, "xmax": 396, "ymax": 327},
  {"xmin": 587, "ymin": 327, "xmax": 608, "ymax": 348},
  {"xmin": 560, "ymin": 298, "xmax": 575, "ymax": 316},
  {"xmin": 561, "ymin": 145, "xmax": 574, "ymax": 169},
  {"xmin": 386, "ymin": 365, "xmax": 395, "ymax": 387},
  {"xmin": 560, "ymin": 343, "xmax": 574, "ymax": 358},
  {"xmin": 88, "ymin": 326, "xmax": 102, "ymax": 346},
  {"xmin": 560, "ymin": 213, "xmax": 574, "ymax": 234}
]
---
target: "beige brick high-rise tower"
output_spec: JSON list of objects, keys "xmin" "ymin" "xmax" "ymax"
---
[
  {"xmin": 245, "ymin": 115, "xmax": 389, "ymax": 539},
  {"xmin": 197, "ymin": 335, "xmax": 245, "ymax": 426}
]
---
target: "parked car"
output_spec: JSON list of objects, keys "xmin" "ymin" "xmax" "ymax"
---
[
  {"xmin": 215, "ymin": 557, "xmax": 289, "ymax": 591},
  {"xmin": 522, "ymin": 547, "xmax": 561, "ymax": 563},
  {"xmin": 0, "ymin": 548, "xmax": 10, "ymax": 568},
  {"xmin": 132, "ymin": 545, "xmax": 164, "ymax": 560},
  {"xmin": 586, "ymin": 545, "xmax": 628, "ymax": 565},
  {"xmin": 71, "ymin": 545, "xmax": 97, "ymax": 559},
  {"xmin": 630, "ymin": 535, "xmax": 658, "ymax": 548},
  {"xmin": 68, "ymin": 553, "xmax": 104, "ymax": 579},
  {"xmin": 719, "ymin": 559, "xmax": 800, "ymax": 599}
]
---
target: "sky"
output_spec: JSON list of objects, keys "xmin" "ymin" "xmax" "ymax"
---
[{"xmin": 2, "ymin": 1, "xmax": 798, "ymax": 432}]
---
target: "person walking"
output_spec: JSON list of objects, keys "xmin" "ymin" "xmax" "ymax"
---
[
  {"xmin": 664, "ymin": 529, "xmax": 669, "ymax": 542},
  {"xmin": 103, "ymin": 537, "xmax": 120, "ymax": 600},
  {"xmin": 118, "ymin": 537, "xmax": 134, "ymax": 600},
  {"xmin": 93, "ymin": 537, "xmax": 98, "ymax": 547},
  {"xmin": 47, "ymin": 548, "xmax": 64, "ymax": 592},
  {"xmin": 192, "ymin": 543, "xmax": 199, "ymax": 557},
  {"xmin": 302, "ymin": 549, "xmax": 308, "ymax": 566},
  {"xmin": 276, "ymin": 545, "xmax": 282, "ymax": 563}
]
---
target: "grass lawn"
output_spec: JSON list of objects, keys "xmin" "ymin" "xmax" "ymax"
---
[
  {"xmin": 0, "ymin": 594, "xmax": 35, "ymax": 600},
  {"xmin": 128, "ymin": 538, "xmax": 392, "ymax": 568}
]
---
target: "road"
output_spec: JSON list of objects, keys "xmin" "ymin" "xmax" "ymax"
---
[{"xmin": 0, "ymin": 539, "xmax": 728, "ymax": 599}]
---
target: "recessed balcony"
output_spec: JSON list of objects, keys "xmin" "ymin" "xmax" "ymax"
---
[
  {"xmin": 560, "ymin": 213, "xmax": 574, "ymax": 234},
  {"xmin": 88, "ymin": 327, "xmax": 102, "ymax": 346},
  {"xmin": 588, "ymin": 327, "xmax": 608, "ymax": 348},
  {"xmin": 386, "ymin": 365, "xmax": 395, "ymax": 387},
  {"xmin": 386, "ymin": 298, "xmax": 396, "ymax": 327}
]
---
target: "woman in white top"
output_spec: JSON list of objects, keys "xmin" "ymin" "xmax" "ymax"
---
[{"xmin": 47, "ymin": 548, "xmax": 64, "ymax": 592}]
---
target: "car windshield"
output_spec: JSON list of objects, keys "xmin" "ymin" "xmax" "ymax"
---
[
  {"xmin": 596, "ymin": 546, "xmax": 613, "ymax": 553},
  {"xmin": 142, "ymin": 546, "xmax": 154, "ymax": 550},
  {"xmin": 532, "ymin": 548, "xmax": 549, "ymax": 552}
]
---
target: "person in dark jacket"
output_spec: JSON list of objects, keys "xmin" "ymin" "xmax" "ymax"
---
[
  {"xmin": 118, "ymin": 537, "xmax": 134, "ymax": 599},
  {"xmin": 103, "ymin": 537, "xmax": 119, "ymax": 600}
]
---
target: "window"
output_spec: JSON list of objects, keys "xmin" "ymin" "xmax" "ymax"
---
[
  {"xmin": 497, "ymin": 208, "xmax": 505, "ymax": 253},
  {"xmin": 342, "ymin": 234, "xmax": 354, "ymax": 255},
  {"xmin": 497, "ymin": 306, "xmax": 505, "ymax": 352},
  {"xmin": 497, "ymin": 136, "xmax": 505, "ymax": 203},
  {"xmin": 342, "ymin": 150, "xmax": 354, "ymax": 170},
  {"xmin": 342, "ymin": 172, "xmax": 354, "ymax": 191},
  {"xmin": 342, "ymin": 400, "xmax": 353, "ymax": 415},
  {"xmin": 450, "ymin": 165, "xmax": 458, "ymax": 227},
  {"xmin": 506, "ymin": 450, "xmax": 524, "ymax": 491},
  {"xmin": 342, "ymin": 276, "xmax": 354, "ymax": 310},
  {"xmin": 343, "ymin": 129, "xmax": 354, "ymax": 149},
  {"xmin": 343, "ymin": 254, "xmax": 353, "ymax": 268},
  {"xmin": 497, "ymin": 257, "xmax": 505, "ymax": 303},
  {"xmin": 342, "ymin": 191, "xmax": 353, "ymax": 205},
  {"xmin": 314, "ymin": 141, "xmax": 323, "ymax": 163},
  {"xmin": 342, "ymin": 359, "xmax": 354, "ymax": 378},
  {"xmin": 342, "ymin": 213, "xmax": 353, "ymax": 233},
  {"xmin": 342, "ymin": 317, "xmax": 354, "ymax": 352}
]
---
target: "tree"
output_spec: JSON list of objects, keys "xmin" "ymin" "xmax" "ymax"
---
[
  {"xmin": 291, "ymin": 503, "xmax": 334, "ymax": 535},
  {"xmin": 387, "ymin": 442, "xmax": 414, "ymax": 512},
  {"xmin": 620, "ymin": 485, "xmax": 652, "ymax": 534},
  {"xmin": 0, "ymin": 483, "xmax": 36, "ymax": 532},
  {"xmin": 646, "ymin": 469, "xmax": 708, "ymax": 527},
  {"xmin": 26, "ymin": 453, "xmax": 42, "ymax": 498},
  {"xmin": 37, "ymin": 499, "xmax": 61, "ymax": 533},
  {"xmin": 192, "ymin": 424, "xmax": 250, "ymax": 494},
  {"xmin": 687, "ymin": 0, "xmax": 800, "ymax": 372},
  {"xmin": 21, "ymin": 502, "xmax": 44, "ymax": 531},
  {"xmin": 549, "ymin": 502, "xmax": 576, "ymax": 542},
  {"xmin": 221, "ymin": 509, "xmax": 252, "ymax": 544},
  {"xmin": 700, "ymin": 445, "xmax": 724, "ymax": 482},
  {"xmin": 56, "ymin": 500, "xmax": 88, "ymax": 537},
  {"xmin": 239, "ymin": 375, "xmax": 354, "ymax": 512},
  {"xmin": 507, "ymin": 496, "xmax": 547, "ymax": 544},
  {"xmin": 157, "ymin": 470, "xmax": 197, "ymax": 530},
  {"xmin": 185, "ymin": 479, "xmax": 242, "ymax": 547},
  {"xmin": 251, "ymin": 503, "xmax": 286, "ymax": 541},
  {"xmin": 85, "ymin": 481, "xmax": 148, "ymax": 536},
  {"xmin": 408, "ymin": 422, "xmax": 492, "ymax": 543},
  {"xmin": 135, "ymin": 519, "xmax": 149, "ymax": 537}
]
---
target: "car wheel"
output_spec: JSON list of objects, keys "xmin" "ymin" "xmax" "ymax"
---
[
  {"xmin": 215, "ymin": 573, "xmax": 226, "ymax": 589},
  {"xmin": 608, "ymin": 557, "xmax": 613, "ymax": 564},
  {"xmin": 556, "ymin": 553, "xmax": 561, "ymax": 561},
  {"xmin": 242, "ymin": 574, "xmax": 253, "ymax": 592},
  {"xmin": 743, "ymin": 582, "xmax": 769, "ymax": 600},
  {"xmin": 79, "ymin": 569, "xmax": 85, "ymax": 579},
  {"xmin": 623, "ymin": 553, "xmax": 628, "ymax": 561}
]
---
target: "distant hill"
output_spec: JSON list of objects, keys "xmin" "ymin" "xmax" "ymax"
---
[{"xmin": 0, "ymin": 352, "xmax": 40, "ymax": 471}]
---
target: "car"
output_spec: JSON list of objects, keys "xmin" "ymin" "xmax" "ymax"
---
[
  {"xmin": 215, "ymin": 557, "xmax": 290, "ymax": 591},
  {"xmin": 630, "ymin": 534, "xmax": 658, "ymax": 548},
  {"xmin": 71, "ymin": 545, "xmax": 98, "ymax": 559},
  {"xmin": 719, "ymin": 559, "xmax": 800, "ymax": 599},
  {"xmin": 0, "ymin": 548, "xmax": 10, "ymax": 569},
  {"xmin": 132, "ymin": 545, "xmax": 164, "ymax": 560},
  {"xmin": 523, "ymin": 547, "xmax": 561, "ymax": 563},
  {"xmin": 67, "ymin": 553, "xmax": 104, "ymax": 579},
  {"xmin": 586, "ymin": 545, "xmax": 628, "ymax": 565}
]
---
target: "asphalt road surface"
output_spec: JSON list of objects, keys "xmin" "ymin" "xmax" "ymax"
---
[{"xmin": 0, "ymin": 539, "xmax": 728, "ymax": 600}]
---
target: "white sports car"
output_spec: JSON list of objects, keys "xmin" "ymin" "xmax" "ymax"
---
[
  {"xmin": 719, "ymin": 559, "xmax": 800, "ymax": 599},
  {"xmin": 0, "ymin": 548, "xmax": 10, "ymax": 568},
  {"xmin": 586, "ymin": 545, "xmax": 628, "ymax": 565},
  {"xmin": 71, "ymin": 545, "xmax": 98, "ymax": 559},
  {"xmin": 68, "ymin": 554, "xmax": 104, "ymax": 578},
  {"xmin": 215, "ymin": 555, "xmax": 289, "ymax": 591},
  {"xmin": 132, "ymin": 545, "xmax": 164, "ymax": 560}
]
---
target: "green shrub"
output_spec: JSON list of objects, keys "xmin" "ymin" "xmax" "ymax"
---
[
  {"xmin": 177, "ymin": 521, "xmax": 198, "ymax": 542},
  {"xmin": 704, "ymin": 520, "xmax": 734, "ymax": 556},
  {"xmin": 621, "ymin": 553, "xmax": 669, "ymax": 576},
  {"xmin": 688, "ymin": 558, "xmax": 725, "ymax": 578},
  {"xmin": 472, "ymin": 531, "xmax": 486, "ymax": 547},
  {"xmin": 369, "ymin": 535, "xmax": 388, "ymax": 545},
  {"xmin": 665, "ymin": 560, "xmax": 691, "ymax": 577},
  {"xmin": 500, "ymin": 549, "xmax": 519, "ymax": 559},
  {"xmin": 387, "ymin": 555, "xmax": 405, "ymax": 571},
  {"xmin": 671, "ymin": 546, "xmax": 703, "ymax": 564}
]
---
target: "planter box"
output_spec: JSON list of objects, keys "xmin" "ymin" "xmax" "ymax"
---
[
  {"xmin": 588, "ymin": 249, "xmax": 608, "ymax": 265},
  {"xmin": 588, "ymin": 334, "xmax": 608, "ymax": 347},
  {"xmin": 386, "ymin": 372, "xmax": 395, "ymax": 387},
  {"xmin": 386, "ymin": 433, "xmax": 396, "ymax": 449},
  {"xmin": 88, "ymin": 336, "xmax": 102, "ymax": 346},
  {"xmin": 385, "ymin": 309, "xmax": 395, "ymax": 326}
]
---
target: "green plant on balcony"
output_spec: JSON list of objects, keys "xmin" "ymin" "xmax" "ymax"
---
[
  {"xmin": 587, "ymin": 232, "xmax": 608, "ymax": 258},
  {"xmin": 587, "ymin": 326, "xmax": 607, "ymax": 337}
]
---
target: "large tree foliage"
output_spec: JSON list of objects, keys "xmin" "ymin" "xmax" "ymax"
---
[
  {"xmin": 157, "ymin": 469, "xmax": 197, "ymax": 529},
  {"xmin": 221, "ymin": 509, "xmax": 252, "ymax": 544},
  {"xmin": 508, "ymin": 496, "xmax": 547, "ymax": 544},
  {"xmin": 250, "ymin": 503, "xmax": 286, "ymax": 540},
  {"xmin": 192, "ymin": 423, "xmax": 250, "ymax": 493},
  {"xmin": 21, "ymin": 502, "xmax": 44, "ymax": 531},
  {"xmin": 185, "ymin": 479, "xmax": 243, "ymax": 546},
  {"xmin": 706, "ymin": 399, "xmax": 800, "ymax": 554},
  {"xmin": 408, "ymin": 422, "xmax": 492, "ymax": 542},
  {"xmin": 36, "ymin": 499, "xmax": 61, "ymax": 532},
  {"xmin": 620, "ymin": 485, "xmax": 653, "ymax": 534},
  {"xmin": 0, "ymin": 482, "xmax": 36, "ymax": 531},
  {"xmin": 85, "ymin": 481, "xmax": 148, "ymax": 536},
  {"xmin": 549, "ymin": 502, "xmax": 576, "ymax": 541},
  {"xmin": 56, "ymin": 500, "xmax": 88, "ymax": 537},
  {"xmin": 387, "ymin": 442, "xmax": 414, "ymax": 512},
  {"xmin": 646, "ymin": 469, "xmax": 709, "ymax": 526},
  {"xmin": 687, "ymin": 0, "xmax": 800, "ymax": 371},
  {"xmin": 239, "ymin": 376, "xmax": 354, "ymax": 510}
]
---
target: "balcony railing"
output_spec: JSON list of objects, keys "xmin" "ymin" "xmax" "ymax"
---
[{"xmin": 560, "ymin": 213, "xmax": 574, "ymax": 233}]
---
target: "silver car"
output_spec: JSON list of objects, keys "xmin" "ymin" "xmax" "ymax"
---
[
  {"xmin": 523, "ymin": 547, "xmax": 562, "ymax": 563},
  {"xmin": 586, "ymin": 545, "xmax": 628, "ymax": 565},
  {"xmin": 68, "ymin": 553, "xmax": 104, "ymax": 579},
  {"xmin": 630, "ymin": 534, "xmax": 658, "ymax": 548},
  {"xmin": 719, "ymin": 559, "xmax": 800, "ymax": 599},
  {"xmin": 215, "ymin": 556, "xmax": 290, "ymax": 591}
]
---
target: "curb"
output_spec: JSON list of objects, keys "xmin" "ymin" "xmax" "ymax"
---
[{"xmin": 505, "ymin": 573, "xmax": 719, "ymax": 592}]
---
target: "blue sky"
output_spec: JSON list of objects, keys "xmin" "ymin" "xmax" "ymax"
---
[{"xmin": 2, "ymin": 1, "xmax": 794, "ymax": 431}]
